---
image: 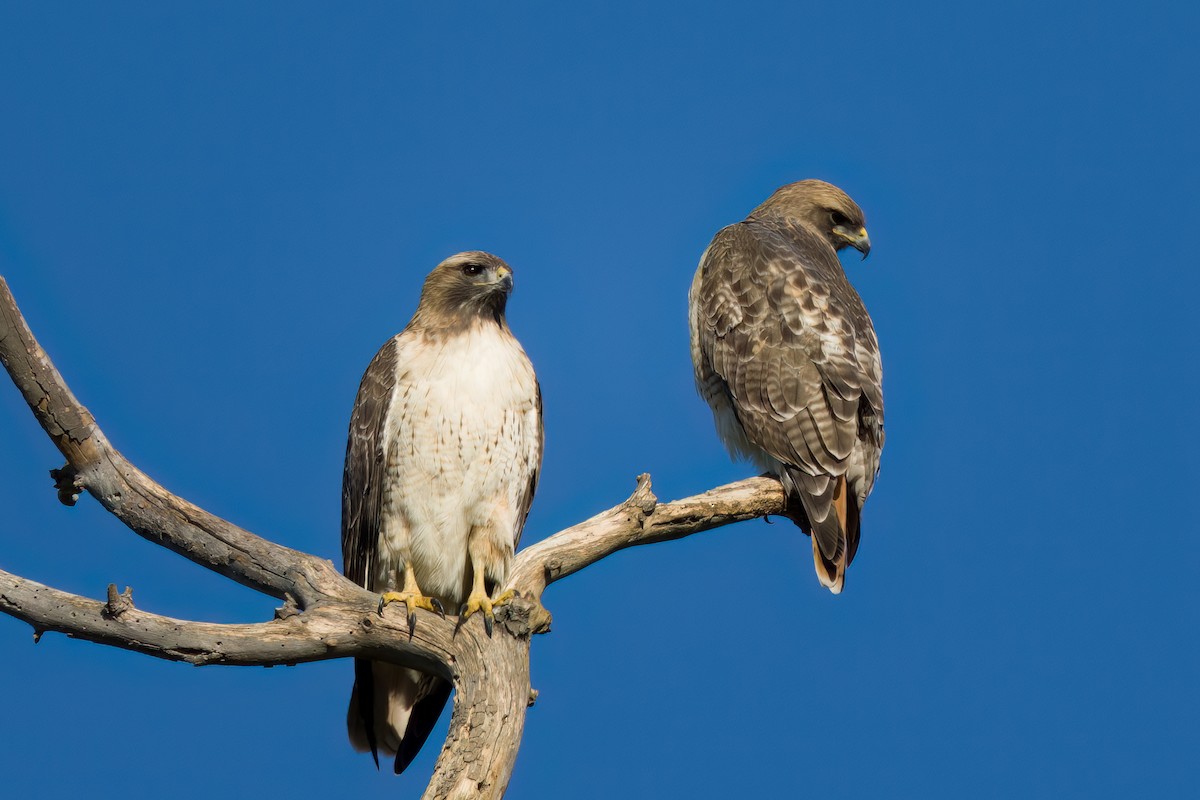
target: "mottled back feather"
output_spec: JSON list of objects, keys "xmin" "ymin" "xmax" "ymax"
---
[{"xmin": 689, "ymin": 180, "xmax": 884, "ymax": 592}]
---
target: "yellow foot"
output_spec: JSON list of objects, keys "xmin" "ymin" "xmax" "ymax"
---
[
  {"xmin": 459, "ymin": 589, "xmax": 516, "ymax": 637},
  {"xmin": 378, "ymin": 590, "xmax": 446, "ymax": 632}
]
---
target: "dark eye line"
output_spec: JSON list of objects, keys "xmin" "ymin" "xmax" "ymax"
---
[{"xmin": 829, "ymin": 210, "xmax": 850, "ymax": 227}]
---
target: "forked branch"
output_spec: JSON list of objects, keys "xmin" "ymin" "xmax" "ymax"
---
[{"xmin": 0, "ymin": 275, "xmax": 785, "ymax": 800}]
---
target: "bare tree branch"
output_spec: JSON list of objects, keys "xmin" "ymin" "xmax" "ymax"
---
[
  {"xmin": 508, "ymin": 473, "xmax": 786, "ymax": 603},
  {"xmin": 425, "ymin": 614, "xmax": 533, "ymax": 799},
  {"xmin": 0, "ymin": 275, "xmax": 787, "ymax": 799},
  {"xmin": 0, "ymin": 568, "xmax": 337, "ymax": 665},
  {"xmin": 0, "ymin": 277, "xmax": 345, "ymax": 606},
  {"xmin": 0, "ymin": 566, "xmax": 473, "ymax": 673}
]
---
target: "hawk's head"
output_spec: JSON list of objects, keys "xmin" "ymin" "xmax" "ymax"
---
[
  {"xmin": 415, "ymin": 251, "xmax": 515, "ymax": 328},
  {"xmin": 752, "ymin": 179, "xmax": 872, "ymax": 259}
]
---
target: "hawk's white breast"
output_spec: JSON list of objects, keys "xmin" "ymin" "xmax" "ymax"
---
[{"xmin": 375, "ymin": 321, "xmax": 540, "ymax": 603}]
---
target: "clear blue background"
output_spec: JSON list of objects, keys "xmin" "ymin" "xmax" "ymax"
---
[{"xmin": 2, "ymin": 3, "xmax": 1197, "ymax": 798}]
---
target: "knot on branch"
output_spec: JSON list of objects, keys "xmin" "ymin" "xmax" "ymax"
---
[
  {"xmin": 627, "ymin": 473, "xmax": 658, "ymax": 519},
  {"xmin": 496, "ymin": 594, "xmax": 553, "ymax": 637},
  {"xmin": 102, "ymin": 584, "xmax": 135, "ymax": 619},
  {"xmin": 274, "ymin": 593, "xmax": 301, "ymax": 620},
  {"xmin": 49, "ymin": 464, "xmax": 83, "ymax": 506}
]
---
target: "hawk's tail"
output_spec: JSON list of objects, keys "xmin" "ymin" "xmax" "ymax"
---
[
  {"xmin": 347, "ymin": 659, "xmax": 453, "ymax": 774},
  {"xmin": 780, "ymin": 469, "xmax": 860, "ymax": 594}
]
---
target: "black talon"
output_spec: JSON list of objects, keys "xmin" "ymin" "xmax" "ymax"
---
[
  {"xmin": 377, "ymin": 596, "xmax": 386, "ymax": 615},
  {"xmin": 407, "ymin": 607, "xmax": 417, "ymax": 634},
  {"xmin": 484, "ymin": 614, "xmax": 494, "ymax": 638},
  {"xmin": 431, "ymin": 598, "xmax": 446, "ymax": 618}
]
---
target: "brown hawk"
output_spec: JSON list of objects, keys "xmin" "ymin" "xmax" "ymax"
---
[
  {"xmin": 341, "ymin": 251, "xmax": 543, "ymax": 772},
  {"xmin": 689, "ymin": 180, "xmax": 883, "ymax": 593}
]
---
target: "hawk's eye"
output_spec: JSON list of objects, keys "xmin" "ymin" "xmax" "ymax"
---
[
  {"xmin": 829, "ymin": 210, "xmax": 849, "ymax": 227},
  {"xmin": 462, "ymin": 263, "xmax": 485, "ymax": 277}
]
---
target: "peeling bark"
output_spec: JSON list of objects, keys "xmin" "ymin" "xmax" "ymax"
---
[{"xmin": 0, "ymin": 276, "xmax": 787, "ymax": 799}]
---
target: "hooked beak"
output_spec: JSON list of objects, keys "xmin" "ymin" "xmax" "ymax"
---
[
  {"xmin": 833, "ymin": 225, "xmax": 872, "ymax": 260},
  {"xmin": 496, "ymin": 266, "xmax": 514, "ymax": 293}
]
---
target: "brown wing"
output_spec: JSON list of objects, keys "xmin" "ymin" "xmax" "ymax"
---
[
  {"xmin": 512, "ymin": 379, "xmax": 544, "ymax": 550},
  {"xmin": 341, "ymin": 337, "xmax": 401, "ymax": 765},
  {"xmin": 693, "ymin": 220, "xmax": 884, "ymax": 577},
  {"xmin": 341, "ymin": 337, "xmax": 398, "ymax": 588}
]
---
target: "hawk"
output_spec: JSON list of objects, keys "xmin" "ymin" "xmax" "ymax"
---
[
  {"xmin": 688, "ymin": 180, "xmax": 884, "ymax": 593},
  {"xmin": 341, "ymin": 251, "xmax": 543, "ymax": 773}
]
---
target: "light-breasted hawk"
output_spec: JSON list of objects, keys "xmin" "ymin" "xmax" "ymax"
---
[
  {"xmin": 688, "ymin": 180, "xmax": 884, "ymax": 593},
  {"xmin": 341, "ymin": 251, "xmax": 543, "ymax": 773}
]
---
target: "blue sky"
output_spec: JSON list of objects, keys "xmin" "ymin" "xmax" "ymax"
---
[{"xmin": 1, "ymin": 3, "xmax": 1197, "ymax": 798}]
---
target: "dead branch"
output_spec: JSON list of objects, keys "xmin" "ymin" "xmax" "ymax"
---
[
  {"xmin": 507, "ymin": 473, "xmax": 785, "ymax": 603},
  {"xmin": 0, "ymin": 567, "xmax": 459, "ymax": 673},
  {"xmin": 0, "ymin": 277, "xmax": 343, "ymax": 606},
  {"xmin": 0, "ymin": 275, "xmax": 786, "ymax": 799}
]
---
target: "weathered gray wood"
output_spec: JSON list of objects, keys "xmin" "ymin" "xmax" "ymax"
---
[
  {"xmin": 424, "ymin": 607, "xmax": 537, "ymax": 799},
  {"xmin": 0, "ymin": 276, "xmax": 344, "ymax": 606},
  {"xmin": 0, "ymin": 567, "xmax": 455, "ymax": 673},
  {"xmin": 0, "ymin": 275, "xmax": 787, "ymax": 799},
  {"xmin": 507, "ymin": 473, "xmax": 786, "ymax": 603}
]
